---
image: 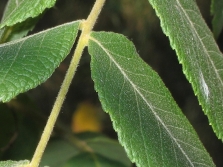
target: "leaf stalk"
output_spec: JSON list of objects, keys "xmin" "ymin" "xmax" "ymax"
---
[{"xmin": 27, "ymin": 0, "xmax": 106, "ymax": 167}]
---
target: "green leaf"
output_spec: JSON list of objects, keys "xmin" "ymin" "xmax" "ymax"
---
[
  {"xmin": 40, "ymin": 138, "xmax": 80, "ymax": 167},
  {"xmin": 76, "ymin": 132, "xmax": 131, "ymax": 167},
  {"xmin": 0, "ymin": 0, "xmax": 43, "ymax": 43},
  {"xmin": 147, "ymin": 0, "xmax": 223, "ymax": 140},
  {"xmin": 64, "ymin": 152, "xmax": 127, "ymax": 167},
  {"xmin": 0, "ymin": 160, "xmax": 29, "ymax": 167},
  {"xmin": 86, "ymin": 136, "xmax": 131, "ymax": 167},
  {"xmin": 0, "ymin": 21, "xmax": 80, "ymax": 102},
  {"xmin": 0, "ymin": 17, "xmax": 40, "ymax": 43},
  {"xmin": 211, "ymin": 0, "xmax": 223, "ymax": 39},
  {"xmin": 41, "ymin": 132, "xmax": 131, "ymax": 167},
  {"xmin": 88, "ymin": 32, "xmax": 215, "ymax": 167},
  {"xmin": 0, "ymin": 0, "xmax": 56, "ymax": 29}
]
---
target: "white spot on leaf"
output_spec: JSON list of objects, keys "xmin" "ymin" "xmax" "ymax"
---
[{"xmin": 199, "ymin": 71, "xmax": 209, "ymax": 101}]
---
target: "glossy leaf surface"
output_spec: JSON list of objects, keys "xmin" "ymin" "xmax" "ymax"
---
[
  {"xmin": 0, "ymin": 0, "xmax": 56, "ymax": 29},
  {"xmin": 0, "ymin": 21, "xmax": 80, "ymax": 102},
  {"xmin": 211, "ymin": 0, "xmax": 223, "ymax": 39},
  {"xmin": 147, "ymin": 0, "xmax": 223, "ymax": 140},
  {"xmin": 89, "ymin": 31, "xmax": 215, "ymax": 167}
]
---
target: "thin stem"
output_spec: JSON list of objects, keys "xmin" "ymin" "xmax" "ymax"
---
[{"xmin": 28, "ymin": 0, "xmax": 106, "ymax": 167}]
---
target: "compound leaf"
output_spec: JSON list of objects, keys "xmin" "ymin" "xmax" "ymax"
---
[
  {"xmin": 147, "ymin": 0, "xmax": 223, "ymax": 141},
  {"xmin": 0, "ymin": 0, "xmax": 56, "ymax": 29},
  {"xmin": 0, "ymin": 21, "xmax": 80, "ymax": 102},
  {"xmin": 88, "ymin": 31, "xmax": 215, "ymax": 167}
]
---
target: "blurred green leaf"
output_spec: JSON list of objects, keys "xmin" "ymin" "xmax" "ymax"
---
[
  {"xmin": 64, "ymin": 152, "xmax": 127, "ymax": 167},
  {"xmin": 0, "ymin": 160, "xmax": 29, "ymax": 167},
  {"xmin": 40, "ymin": 138, "xmax": 80, "ymax": 167},
  {"xmin": 211, "ymin": 0, "xmax": 223, "ymax": 39},
  {"xmin": 2, "ymin": 108, "xmax": 40, "ymax": 160},
  {"xmin": 89, "ymin": 31, "xmax": 215, "ymax": 167},
  {"xmin": 41, "ymin": 132, "xmax": 131, "ymax": 167},
  {"xmin": 86, "ymin": 136, "xmax": 131, "ymax": 167},
  {"xmin": 0, "ymin": 0, "xmax": 56, "ymax": 29},
  {"xmin": 147, "ymin": 0, "xmax": 223, "ymax": 141},
  {"xmin": 0, "ymin": 21, "xmax": 80, "ymax": 102},
  {"xmin": 76, "ymin": 132, "xmax": 131, "ymax": 167}
]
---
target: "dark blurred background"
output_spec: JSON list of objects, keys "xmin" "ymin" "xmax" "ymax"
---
[{"xmin": 1, "ymin": 0, "xmax": 223, "ymax": 166}]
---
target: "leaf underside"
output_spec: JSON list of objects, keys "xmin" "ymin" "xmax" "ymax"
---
[
  {"xmin": 89, "ymin": 31, "xmax": 215, "ymax": 167},
  {"xmin": 0, "ymin": 21, "xmax": 80, "ymax": 102},
  {"xmin": 147, "ymin": 0, "xmax": 223, "ymax": 141},
  {"xmin": 0, "ymin": 0, "xmax": 56, "ymax": 29}
]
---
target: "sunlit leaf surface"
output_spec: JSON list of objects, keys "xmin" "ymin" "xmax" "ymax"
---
[
  {"xmin": 0, "ymin": 21, "xmax": 80, "ymax": 102},
  {"xmin": 89, "ymin": 31, "xmax": 215, "ymax": 167}
]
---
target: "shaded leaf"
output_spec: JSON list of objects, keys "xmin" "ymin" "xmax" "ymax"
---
[
  {"xmin": 78, "ymin": 132, "xmax": 131, "ymax": 167},
  {"xmin": 41, "ymin": 132, "xmax": 131, "ymax": 167},
  {"xmin": 0, "ymin": 0, "xmax": 56, "ymax": 29},
  {"xmin": 211, "ymin": 0, "xmax": 223, "ymax": 39},
  {"xmin": 64, "ymin": 152, "xmax": 127, "ymax": 167},
  {"xmin": 147, "ymin": 0, "xmax": 223, "ymax": 141},
  {"xmin": 2, "ymin": 113, "xmax": 40, "ymax": 160},
  {"xmin": 40, "ymin": 138, "xmax": 80, "ymax": 167},
  {"xmin": 0, "ymin": 104, "xmax": 17, "ymax": 156},
  {"xmin": 0, "ymin": 28, "xmax": 5, "ymax": 42},
  {"xmin": 0, "ymin": 21, "xmax": 80, "ymax": 102},
  {"xmin": 89, "ymin": 32, "xmax": 215, "ymax": 167},
  {"xmin": 0, "ymin": 160, "xmax": 29, "ymax": 167},
  {"xmin": 0, "ymin": 17, "xmax": 41, "ymax": 43}
]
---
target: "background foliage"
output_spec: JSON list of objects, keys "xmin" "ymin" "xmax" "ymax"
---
[{"xmin": 0, "ymin": 0, "xmax": 223, "ymax": 166}]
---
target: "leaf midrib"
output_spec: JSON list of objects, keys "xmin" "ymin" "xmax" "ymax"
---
[
  {"xmin": 176, "ymin": 0, "xmax": 223, "ymax": 94},
  {"xmin": 175, "ymin": 0, "xmax": 222, "ymax": 134},
  {"xmin": 89, "ymin": 36, "xmax": 195, "ymax": 166}
]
